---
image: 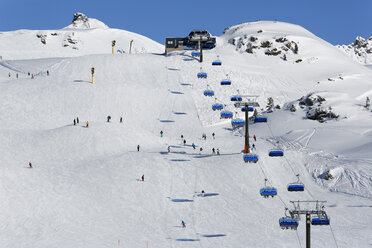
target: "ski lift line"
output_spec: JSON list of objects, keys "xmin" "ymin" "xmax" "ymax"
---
[
  {"xmin": 329, "ymin": 224, "xmax": 340, "ymax": 248},
  {"xmin": 295, "ymin": 230, "xmax": 303, "ymax": 248}
]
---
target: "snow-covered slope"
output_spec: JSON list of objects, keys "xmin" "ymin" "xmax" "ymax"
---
[
  {"xmin": 337, "ymin": 36, "xmax": 372, "ymax": 65},
  {"xmin": 0, "ymin": 21, "xmax": 371, "ymax": 248},
  {"xmin": 0, "ymin": 13, "xmax": 163, "ymax": 60}
]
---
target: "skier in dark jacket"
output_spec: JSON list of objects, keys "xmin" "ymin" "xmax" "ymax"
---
[
  {"xmin": 73, "ymin": 119, "xmax": 76, "ymax": 126},
  {"xmin": 141, "ymin": 174, "xmax": 144, "ymax": 181},
  {"xmin": 160, "ymin": 130, "xmax": 163, "ymax": 137},
  {"xmin": 137, "ymin": 145, "xmax": 140, "ymax": 151}
]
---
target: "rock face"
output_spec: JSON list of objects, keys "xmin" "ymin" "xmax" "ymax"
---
[
  {"xmin": 64, "ymin": 12, "xmax": 109, "ymax": 29},
  {"xmin": 72, "ymin": 13, "xmax": 89, "ymax": 26},
  {"xmin": 337, "ymin": 36, "xmax": 372, "ymax": 65}
]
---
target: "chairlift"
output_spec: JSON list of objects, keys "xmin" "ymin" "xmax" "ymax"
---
[
  {"xmin": 260, "ymin": 179, "xmax": 277, "ymax": 198},
  {"xmin": 311, "ymin": 217, "xmax": 330, "ymax": 226},
  {"xmin": 269, "ymin": 149, "xmax": 284, "ymax": 157},
  {"xmin": 197, "ymin": 67, "xmax": 207, "ymax": 78},
  {"xmin": 220, "ymin": 74, "xmax": 231, "ymax": 85},
  {"xmin": 279, "ymin": 218, "xmax": 299, "ymax": 230},
  {"xmin": 231, "ymin": 96, "xmax": 243, "ymax": 102},
  {"xmin": 287, "ymin": 174, "xmax": 305, "ymax": 192},
  {"xmin": 231, "ymin": 118, "xmax": 245, "ymax": 127},
  {"xmin": 204, "ymin": 90, "xmax": 214, "ymax": 96},
  {"xmin": 220, "ymin": 110, "xmax": 233, "ymax": 119},
  {"xmin": 203, "ymin": 85, "xmax": 214, "ymax": 97},
  {"xmin": 212, "ymin": 104, "xmax": 223, "ymax": 111},
  {"xmin": 254, "ymin": 116, "xmax": 267, "ymax": 123},
  {"xmin": 241, "ymin": 106, "xmax": 254, "ymax": 112},
  {"xmin": 279, "ymin": 208, "xmax": 298, "ymax": 230},
  {"xmin": 243, "ymin": 153, "xmax": 258, "ymax": 163},
  {"xmin": 212, "ymin": 56, "xmax": 222, "ymax": 66},
  {"xmin": 191, "ymin": 51, "xmax": 200, "ymax": 57},
  {"xmin": 231, "ymin": 112, "xmax": 245, "ymax": 127}
]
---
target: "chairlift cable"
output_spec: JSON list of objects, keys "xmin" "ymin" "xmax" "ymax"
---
[
  {"xmin": 329, "ymin": 224, "xmax": 340, "ymax": 248},
  {"xmin": 295, "ymin": 229, "xmax": 303, "ymax": 248}
]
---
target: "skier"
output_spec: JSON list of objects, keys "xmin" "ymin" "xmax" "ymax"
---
[
  {"xmin": 77, "ymin": 117, "xmax": 79, "ymax": 124},
  {"xmin": 212, "ymin": 132, "xmax": 215, "ymax": 139},
  {"xmin": 120, "ymin": 117, "xmax": 123, "ymax": 123},
  {"xmin": 47, "ymin": 70, "xmax": 49, "ymax": 76},
  {"xmin": 181, "ymin": 134, "xmax": 184, "ymax": 139},
  {"xmin": 31, "ymin": 74, "xmax": 34, "ymax": 79},
  {"xmin": 201, "ymin": 190, "xmax": 205, "ymax": 197},
  {"xmin": 199, "ymin": 147, "xmax": 203, "ymax": 153},
  {"xmin": 86, "ymin": 121, "xmax": 89, "ymax": 128},
  {"xmin": 202, "ymin": 133, "xmax": 206, "ymax": 140},
  {"xmin": 192, "ymin": 143, "xmax": 196, "ymax": 149},
  {"xmin": 252, "ymin": 144, "xmax": 256, "ymax": 150},
  {"xmin": 217, "ymin": 148, "xmax": 220, "ymax": 155},
  {"xmin": 253, "ymin": 134, "xmax": 257, "ymax": 142},
  {"xmin": 167, "ymin": 146, "xmax": 170, "ymax": 153},
  {"xmin": 183, "ymin": 139, "xmax": 186, "ymax": 145},
  {"xmin": 16, "ymin": 73, "xmax": 18, "ymax": 78},
  {"xmin": 73, "ymin": 119, "xmax": 76, "ymax": 126},
  {"xmin": 141, "ymin": 174, "xmax": 144, "ymax": 181},
  {"xmin": 137, "ymin": 145, "xmax": 140, "ymax": 152},
  {"xmin": 160, "ymin": 130, "xmax": 163, "ymax": 137},
  {"xmin": 107, "ymin": 116, "xmax": 111, "ymax": 122},
  {"xmin": 28, "ymin": 72, "xmax": 30, "ymax": 76},
  {"xmin": 8, "ymin": 72, "xmax": 10, "ymax": 77},
  {"xmin": 212, "ymin": 148, "xmax": 215, "ymax": 154},
  {"xmin": 29, "ymin": 162, "xmax": 32, "ymax": 168},
  {"xmin": 181, "ymin": 220, "xmax": 186, "ymax": 228}
]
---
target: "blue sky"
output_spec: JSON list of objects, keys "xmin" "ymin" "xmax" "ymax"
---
[{"xmin": 0, "ymin": 0, "xmax": 370, "ymax": 45}]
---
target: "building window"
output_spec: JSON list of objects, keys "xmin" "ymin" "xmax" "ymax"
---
[{"xmin": 167, "ymin": 41, "xmax": 173, "ymax": 44}]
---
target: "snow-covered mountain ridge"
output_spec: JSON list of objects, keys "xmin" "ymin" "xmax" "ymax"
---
[
  {"xmin": 337, "ymin": 36, "xmax": 372, "ymax": 65},
  {"xmin": 0, "ymin": 13, "xmax": 163, "ymax": 60},
  {"xmin": 0, "ymin": 20, "xmax": 371, "ymax": 248}
]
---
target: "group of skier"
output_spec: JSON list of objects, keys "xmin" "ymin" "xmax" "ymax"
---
[
  {"xmin": 72, "ymin": 116, "xmax": 123, "ymax": 127},
  {"xmin": 8, "ymin": 70, "xmax": 49, "ymax": 79}
]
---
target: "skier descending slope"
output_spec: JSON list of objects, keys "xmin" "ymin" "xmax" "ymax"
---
[
  {"xmin": 137, "ymin": 145, "xmax": 140, "ymax": 152},
  {"xmin": 181, "ymin": 220, "xmax": 186, "ymax": 228}
]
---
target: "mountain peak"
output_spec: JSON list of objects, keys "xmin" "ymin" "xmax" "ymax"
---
[{"xmin": 63, "ymin": 12, "xmax": 109, "ymax": 29}]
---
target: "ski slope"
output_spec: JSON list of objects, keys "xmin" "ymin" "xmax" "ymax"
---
[{"xmin": 0, "ymin": 21, "xmax": 371, "ymax": 248}]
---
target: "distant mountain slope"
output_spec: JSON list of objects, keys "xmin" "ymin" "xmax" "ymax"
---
[
  {"xmin": 336, "ymin": 36, "xmax": 372, "ymax": 65},
  {"xmin": 0, "ymin": 13, "xmax": 164, "ymax": 60}
]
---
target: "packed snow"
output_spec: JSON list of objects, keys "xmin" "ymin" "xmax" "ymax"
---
[{"xmin": 0, "ymin": 19, "xmax": 371, "ymax": 248}]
